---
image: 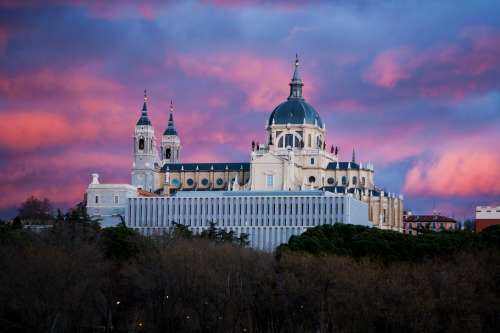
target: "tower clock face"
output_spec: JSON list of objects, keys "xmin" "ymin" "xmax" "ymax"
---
[{"xmin": 138, "ymin": 174, "xmax": 143, "ymax": 180}]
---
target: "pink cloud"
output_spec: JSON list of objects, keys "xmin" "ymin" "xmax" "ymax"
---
[
  {"xmin": 403, "ymin": 150, "xmax": 500, "ymax": 197},
  {"xmin": 0, "ymin": 110, "xmax": 132, "ymax": 150},
  {"xmin": 363, "ymin": 26, "xmax": 500, "ymax": 98},
  {"xmin": 175, "ymin": 53, "xmax": 314, "ymax": 112},
  {"xmin": 362, "ymin": 47, "xmax": 415, "ymax": 88},
  {"xmin": 0, "ymin": 68, "xmax": 123, "ymax": 102}
]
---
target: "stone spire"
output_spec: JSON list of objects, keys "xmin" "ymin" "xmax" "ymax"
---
[
  {"xmin": 164, "ymin": 101, "xmax": 178, "ymax": 136},
  {"xmin": 137, "ymin": 89, "xmax": 152, "ymax": 126},
  {"xmin": 352, "ymin": 149, "xmax": 356, "ymax": 163},
  {"xmin": 288, "ymin": 53, "xmax": 305, "ymax": 101}
]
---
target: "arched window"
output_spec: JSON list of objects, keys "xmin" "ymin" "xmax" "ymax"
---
[
  {"xmin": 278, "ymin": 136, "xmax": 284, "ymax": 148},
  {"xmin": 362, "ymin": 177, "xmax": 365, "ymax": 185},
  {"xmin": 139, "ymin": 138, "xmax": 145, "ymax": 150},
  {"xmin": 308, "ymin": 176, "xmax": 316, "ymax": 183},
  {"xmin": 316, "ymin": 136, "xmax": 320, "ymax": 147},
  {"xmin": 353, "ymin": 176, "xmax": 357, "ymax": 185},
  {"xmin": 342, "ymin": 176, "xmax": 346, "ymax": 185},
  {"xmin": 285, "ymin": 134, "xmax": 293, "ymax": 147},
  {"xmin": 308, "ymin": 134, "xmax": 311, "ymax": 147},
  {"xmin": 165, "ymin": 148, "xmax": 171, "ymax": 159}
]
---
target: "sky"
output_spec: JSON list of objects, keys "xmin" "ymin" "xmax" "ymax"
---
[{"xmin": 0, "ymin": 0, "xmax": 499, "ymax": 221}]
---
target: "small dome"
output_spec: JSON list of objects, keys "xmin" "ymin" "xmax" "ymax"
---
[{"xmin": 269, "ymin": 100, "xmax": 323, "ymax": 127}]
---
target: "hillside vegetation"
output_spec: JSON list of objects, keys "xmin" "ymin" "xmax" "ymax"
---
[{"xmin": 0, "ymin": 216, "xmax": 498, "ymax": 332}]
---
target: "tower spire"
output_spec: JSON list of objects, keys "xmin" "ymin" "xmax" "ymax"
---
[
  {"xmin": 352, "ymin": 149, "xmax": 356, "ymax": 163},
  {"xmin": 164, "ymin": 100, "xmax": 178, "ymax": 136},
  {"xmin": 288, "ymin": 53, "xmax": 304, "ymax": 101},
  {"xmin": 137, "ymin": 89, "xmax": 152, "ymax": 125}
]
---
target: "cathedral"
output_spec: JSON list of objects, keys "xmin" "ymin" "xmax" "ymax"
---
[{"xmin": 87, "ymin": 57, "xmax": 404, "ymax": 248}]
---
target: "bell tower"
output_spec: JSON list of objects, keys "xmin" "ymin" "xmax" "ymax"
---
[
  {"xmin": 161, "ymin": 101, "xmax": 181, "ymax": 164},
  {"xmin": 132, "ymin": 90, "xmax": 160, "ymax": 192}
]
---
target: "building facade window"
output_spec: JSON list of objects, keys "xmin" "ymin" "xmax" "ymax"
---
[
  {"xmin": 114, "ymin": 195, "xmax": 119, "ymax": 204},
  {"xmin": 362, "ymin": 177, "xmax": 365, "ymax": 185},
  {"xmin": 327, "ymin": 177, "xmax": 335, "ymax": 185},
  {"xmin": 266, "ymin": 175, "xmax": 274, "ymax": 188},
  {"xmin": 95, "ymin": 195, "xmax": 99, "ymax": 204},
  {"xmin": 308, "ymin": 134, "xmax": 311, "ymax": 147},
  {"xmin": 139, "ymin": 138, "xmax": 145, "ymax": 150},
  {"xmin": 342, "ymin": 176, "xmax": 346, "ymax": 185},
  {"xmin": 308, "ymin": 176, "xmax": 316, "ymax": 183},
  {"xmin": 216, "ymin": 178, "xmax": 223, "ymax": 186},
  {"xmin": 353, "ymin": 176, "xmax": 357, "ymax": 185},
  {"xmin": 310, "ymin": 158, "xmax": 314, "ymax": 165}
]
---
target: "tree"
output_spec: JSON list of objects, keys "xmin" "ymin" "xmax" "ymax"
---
[
  {"xmin": 18, "ymin": 196, "xmax": 54, "ymax": 224},
  {"xmin": 200, "ymin": 221, "xmax": 250, "ymax": 246},
  {"xmin": 11, "ymin": 216, "xmax": 22, "ymax": 230}
]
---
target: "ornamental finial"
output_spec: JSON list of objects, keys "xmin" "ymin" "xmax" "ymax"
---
[
  {"xmin": 295, "ymin": 52, "xmax": 299, "ymax": 67},
  {"xmin": 170, "ymin": 100, "xmax": 173, "ymax": 112},
  {"xmin": 144, "ymin": 89, "xmax": 147, "ymax": 101}
]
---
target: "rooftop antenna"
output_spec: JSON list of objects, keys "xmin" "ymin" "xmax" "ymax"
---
[{"xmin": 433, "ymin": 199, "xmax": 436, "ymax": 216}]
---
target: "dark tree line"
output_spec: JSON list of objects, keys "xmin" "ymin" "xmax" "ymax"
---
[
  {"xmin": 280, "ymin": 223, "xmax": 500, "ymax": 262},
  {"xmin": 0, "ymin": 213, "xmax": 499, "ymax": 332}
]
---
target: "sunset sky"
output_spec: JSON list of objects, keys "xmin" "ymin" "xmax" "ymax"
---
[{"xmin": 0, "ymin": 0, "xmax": 499, "ymax": 220}]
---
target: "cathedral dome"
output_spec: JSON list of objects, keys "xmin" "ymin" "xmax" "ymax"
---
[
  {"xmin": 268, "ymin": 56, "xmax": 322, "ymax": 127},
  {"xmin": 269, "ymin": 100, "xmax": 322, "ymax": 127}
]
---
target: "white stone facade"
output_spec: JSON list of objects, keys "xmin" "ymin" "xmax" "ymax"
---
[
  {"xmin": 87, "ymin": 176, "xmax": 138, "ymax": 227},
  {"xmin": 125, "ymin": 191, "xmax": 370, "ymax": 250}
]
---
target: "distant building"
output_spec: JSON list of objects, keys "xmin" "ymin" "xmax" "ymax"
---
[
  {"xmin": 405, "ymin": 214, "xmax": 456, "ymax": 235},
  {"xmin": 475, "ymin": 205, "xmax": 500, "ymax": 232},
  {"xmin": 402, "ymin": 210, "xmax": 412, "ymax": 234}
]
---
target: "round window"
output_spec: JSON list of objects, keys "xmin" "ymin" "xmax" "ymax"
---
[
  {"xmin": 187, "ymin": 178, "xmax": 194, "ymax": 186},
  {"xmin": 327, "ymin": 177, "xmax": 335, "ymax": 185},
  {"xmin": 216, "ymin": 178, "xmax": 223, "ymax": 186},
  {"xmin": 138, "ymin": 174, "xmax": 143, "ymax": 180},
  {"xmin": 202, "ymin": 178, "xmax": 208, "ymax": 186},
  {"xmin": 172, "ymin": 179, "xmax": 179, "ymax": 186},
  {"xmin": 308, "ymin": 176, "xmax": 316, "ymax": 183}
]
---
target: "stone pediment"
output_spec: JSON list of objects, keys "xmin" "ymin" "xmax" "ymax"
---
[{"xmin": 252, "ymin": 152, "xmax": 288, "ymax": 165}]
